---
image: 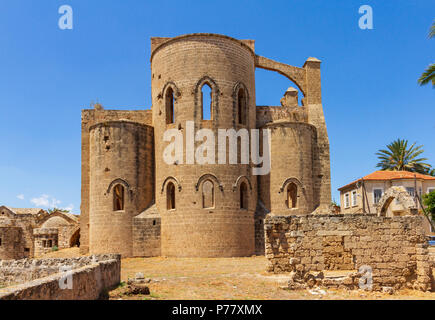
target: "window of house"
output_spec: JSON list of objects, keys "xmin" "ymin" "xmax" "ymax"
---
[
  {"xmin": 48, "ymin": 240, "xmax": 52, "ymax": 248},
  {"xmin": 373, "ymin": 189, "xmax": 383, "ymax": 204},
  {"xmin": 406, "ymin": 187, "xmax": 415, "ymax": 197},
  {"xmin": 427, "ymin": 187, "xmax": 435, "ymax": 194},
  {"xmin": 202, "ymin": 180, "xmax": 215, "ymax": 209},
  {"xmin": 167, "ymin": 182, "xmax": 176, "ymax": 210},
  {"xmin": 166, "ymin": 87, "xmax": 175, "ymax": 124},
  {"xmin": 351, "ymin": 190, "xmax": 357, "ymax": 206},
  {"xmin": 201, "ymin": 83, "xmax": 212, "ymax": 120},
  {"xmin": 0, "ymin": 237, "xmax": 2, "ymax": 246},
  {"xmin": 113, "ymin": 184, "xmax": 125, "ymax": 211},
  {"xmin": 344, "ymin": 193, "xmax": 350, "ymax": 208},
  {"xmin": 240, "ymin": 182, "xmax": 248, "ymax": 209},
  {"xmin": 286, "ymin": 183, "xmax": 298, "ymax": 209},
  {"xmin": 237, "ymin": 88, "xmax": 246, "ymax": 125},
  {"xmin": 42, "ymin": 240, "xmax": 47, "ymax": 248}
]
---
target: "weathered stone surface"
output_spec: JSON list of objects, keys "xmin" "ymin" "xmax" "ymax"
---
[{"xmin": 265, "ymin": 214, "xmax": 433, "ymax": 291}]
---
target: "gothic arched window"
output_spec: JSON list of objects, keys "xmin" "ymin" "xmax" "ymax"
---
[
  {"xmin": 166, "ymin": 87, "xmax": 175, "ymax": 124},
  {"xmin": 237, "ymin": 88, "xmax": 246, "ymax": 125},
  {"xmin": 240, "ymin": 181, "xmax": 248, "ymax": 209},
  {"xmin": 167, "ymin": 182, "xmax": 176, "ymax": 210},
  {"xmin": 286, "ymin": 183, "xmax": 297, "ymax": 209},
  {"xmin": 201, "ymin": 83, "xmax": 212, "ymax": 121},
  {"xmin": 202, "ymin": 180, "xmax": 215, "ymax": 209},
  {"xmin": 113, "ymin": 184, "xmax": 124, "ymax": 211}
]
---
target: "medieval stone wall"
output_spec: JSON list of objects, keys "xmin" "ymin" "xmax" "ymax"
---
[
  {"xmin": 89, "ymin": 121, "xmax": 154, "ymax": 257},
  {"xmin": 259, "ymin": 122, "xmax": 317, "ymax": 215},
  {"xmin": 80, "ymin": 109, "xmax": 152, "ymax": 254},
  {"xmin": 0, "ymin": 227, "xmax": 24, "ymax": 260},
  {"xmin": 265, "ymin": 214, "xmax": 433, "ymax": 291},
  {"xmin": 151, "ymin": 34, "xmax": 257, "ymax": 257},
  {"xmin": 0, "ymin": 254, "xmax": 120, "ymax": 300},
  {"xmin": 132, "ymin": 215, "xmax": 161, "ymax": 257}
]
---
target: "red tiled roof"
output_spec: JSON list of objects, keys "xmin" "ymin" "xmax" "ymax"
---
[{"xmin": 338, "ymin": 170, "xmax": 435, "ymax": 191}]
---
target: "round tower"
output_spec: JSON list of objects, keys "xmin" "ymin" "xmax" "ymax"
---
[
  {"xmin": 151, "ymin": 34, "xmax": 257, "ymax": 257},
  {"xmin": 260, "ymin": 120, "xmax": 316, "ymax": 215},
  {"xmin": 89, "ymin": 121, "xmax": 154, "ymax": 257}
]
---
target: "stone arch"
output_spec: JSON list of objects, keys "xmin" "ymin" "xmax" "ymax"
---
[
  {"xmin": 255, "ymin": 55, "xmax": 306, "ymax": 97},
  {"xmin": 69, "ymin": 228, "xmax": 80, "ymax": 247},
  {"xmin": 194, "ymin": 76, "xmax": 220, "ymax": 127},
  {"xmin": 195, "ymin": 173, "xmax": 223, "ymax": 192},
  {"xmin": 232, "ymin": 175, "xmax": 252, "ymax": 192},
  {"xmin": 232, "ymin": 81, "xmax": 249, "ymax": 127},
  {"xmin": 161, "ymin": 176, "xmax": 182, "ymax": 193},
  {"xmin": 376, "ymin": 186, "xmax": 418, "ymax": 216},
  {"xmin": 37, "ymin": 211, "xmax": 78, "ymax": 228}
]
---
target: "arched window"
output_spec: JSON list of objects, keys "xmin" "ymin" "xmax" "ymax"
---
[
  {"xmin": 240, "ymin": 182, "xmax": 248, "ymax": 209},
  {"xmin": 286, "ymin": 183, "xmax": 297, "ymax": 209},
  {"xmin": 202, "ymin": 180, "xmax": 214, "ymax": 209},
  {"xmin": 166, "ymin": 87, "xmax": 175, "ymax": 124},
  {"xmin": 237, "ymin": 88, "xmax": 246, "ymax": 125},
  {"xmin": 113, "ymin": 184, "xmax": 124, "ymax": 211},
  {"xmin": 167, "ymin": 182, "xmax": 176, "ymax": 210},
  {"xmin": 201, "ymin": 83, "xmax": 212, "ymax": 120}
]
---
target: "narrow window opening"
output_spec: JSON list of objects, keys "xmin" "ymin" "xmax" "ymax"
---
[
  {"xmin": 240, "ymin": 182, "xmax": 248, "ymax": 209},
  {"xmin": 167, "ymin": 182, "xmax": 176, "ymax": 210},
  {"xmin": 201, "ymin": 84, "xmax": 212, "ymax": 120},
  {"xmin": 0, "ymin": 237, "xmax": 2, "ymax": 246},
  {"xmin": 202, "ymin": 180, "xmax": 215, "ymax": 209},
  {"xmin": 237, "ymin": 88, "xmax": 246, "ymax": 125},
  {"xmin": 286, "ymin": 183, "xmax": 298, "ymax": 209},
  {"xmin": 113, "ymin": 184, "xmax": 125, "ymax": 211},
  {"xmin": 166, "ymin": 87, "xmax": 175, "ymax": 124}
]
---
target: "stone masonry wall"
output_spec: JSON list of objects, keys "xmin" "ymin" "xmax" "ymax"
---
[
  {"xmin": 0, "ymin": 227, "xmax": 24, "ymax": 260},
  {"xmin": 265, "ymin": 214, "xmax": 433, "ymax": 291},
  {"xmin": 0, "ymin": 254, "xmax": 120, "ymax": 300},
  {"xmin": 132, "ymin": 215, "xmax": 161, "ymax": 257}
]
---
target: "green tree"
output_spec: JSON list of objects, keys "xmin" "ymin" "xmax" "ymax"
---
[
  {"xmin": 418, "ymin": 20, "xmax": 435, "ymax": 87},
  {"xmin": 422, "ymin": 190, "xmax": 435, "ymax": 223},
  {"xmin": 376, "ymin": 139, "xmax": 430, "ymax": 173}
]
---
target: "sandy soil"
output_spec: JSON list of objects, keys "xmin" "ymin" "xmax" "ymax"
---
[{"xmin": 107, "ymin": 256, "xmax": 435, "ymax": 300}]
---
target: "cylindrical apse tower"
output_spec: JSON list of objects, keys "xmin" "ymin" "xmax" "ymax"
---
[
  {"xmin": 89, "ymin": 121, "xmax": 154, "ymax": 257},
  {"xmin": 151, "ymin": 34, "xmax": 257, "ymax": 257},
  {"xmin": 260, "ymin": 121, "xmax": 316, "ymax": 215}
]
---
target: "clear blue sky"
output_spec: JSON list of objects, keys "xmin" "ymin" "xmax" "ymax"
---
[{"xmin": 0, "ymin": 0, "xmax": 434, "ymax": 212}]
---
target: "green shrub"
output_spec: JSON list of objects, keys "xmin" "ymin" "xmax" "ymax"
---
[{"xmin": 52, "ymin": 245, "xmax": 59, "ymax": 252}]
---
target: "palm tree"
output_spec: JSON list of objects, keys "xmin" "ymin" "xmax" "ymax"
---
[
  {"xmin": 376, "ymin": 139, "xmax": 431, "ymax": 173},
  {"xmin": 418, "ymin": 20, "xmax": 435, "ymax": 87}
]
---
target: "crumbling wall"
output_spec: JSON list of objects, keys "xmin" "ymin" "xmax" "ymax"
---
[
  {"xmin": 0, "ymin": 254, "xmax": 120, "ymax": 300},
  {"xmin": 265, "ymin": 214, "xmax": 433, "ymax": 291}
]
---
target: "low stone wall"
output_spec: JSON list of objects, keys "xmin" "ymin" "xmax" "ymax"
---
[
  {"xmin": 265, "ymin": 214, "xmax": 433, "ymax": 291},
  {"xmin": 0, "ymin": 254, "xmax": 120, "ymax": 300}
]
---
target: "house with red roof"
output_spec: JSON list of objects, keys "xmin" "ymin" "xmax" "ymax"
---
[{"xmin": 338, "ymin": 171, "xmax": 435, "ymax": 224}]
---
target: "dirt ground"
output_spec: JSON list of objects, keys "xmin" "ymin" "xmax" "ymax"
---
[
  {"xmin": 39, "ymin": 248, "xmax": 434, "ymax": 300},
  {"xmin": 108, "ymin": 256, "xmax": 435, "ymax": 300}
]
